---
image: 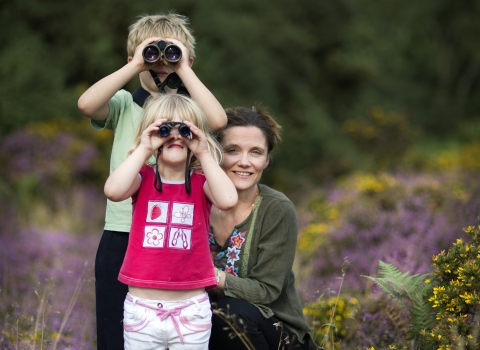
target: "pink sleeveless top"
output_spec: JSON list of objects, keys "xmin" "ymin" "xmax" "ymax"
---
[{"xmin": 119, "ymin": 165, "xmax": 216, "ymax": 290}]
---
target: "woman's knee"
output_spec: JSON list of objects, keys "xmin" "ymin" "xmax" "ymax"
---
[{"xmin": 211, "ymin": 298, "xmax": 262, "ymax": 328}]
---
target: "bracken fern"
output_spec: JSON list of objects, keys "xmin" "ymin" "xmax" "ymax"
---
[{"xmin": 363, "ymin": 261, "xmax": 435, "ymax": 345}]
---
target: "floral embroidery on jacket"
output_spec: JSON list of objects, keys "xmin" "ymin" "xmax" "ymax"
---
[{"xmin": 209, "ymin": 228, "xmax": 247, "ymax": 277}]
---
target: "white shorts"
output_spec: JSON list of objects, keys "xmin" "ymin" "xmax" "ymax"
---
[{"xmin": 123, "ymin": 292, "xmax": 212, "ymax": 350}]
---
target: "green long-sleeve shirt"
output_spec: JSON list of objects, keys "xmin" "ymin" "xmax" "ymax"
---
[{"xmin": 210, "ymin": 184, "xmax": 316, "ymax": 348}]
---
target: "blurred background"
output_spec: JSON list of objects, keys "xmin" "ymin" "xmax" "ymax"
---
[{"xmin": 1, "ymin": 0, "xmax": 480, "ymax": 348}]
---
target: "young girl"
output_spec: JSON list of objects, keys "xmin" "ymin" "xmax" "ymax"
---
[{"xmin": 104, "ymin": 94, "xmax": 237, "ymax": 350}]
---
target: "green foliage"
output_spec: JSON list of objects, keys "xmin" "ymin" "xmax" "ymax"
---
[
  {"xmin": 363, "ymin": 261, "xmax": 435, "ymax": 345},
  {"xmin": 360, "ymin": 226, "xmax": 480, "ymax": 349},
  {"xmin": 1, "ymin": 0, "xmax": 480, "ymax": 181},
  {"xmin": 342, "ymin": 107, "xmax": 418, "ymax": 170},
  {"xmin": 422, "ymin": 226, "xmax": 480, "ymax": 349}
]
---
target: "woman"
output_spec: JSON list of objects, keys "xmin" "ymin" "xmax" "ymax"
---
[{"xmin": 208, "ymin": 106, "xmax": 318, "ymax": 350}]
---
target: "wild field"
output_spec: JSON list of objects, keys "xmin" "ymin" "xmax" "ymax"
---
[{"xmin": 1, "ymin": 124, "xmax": 480, "ymax": 349}]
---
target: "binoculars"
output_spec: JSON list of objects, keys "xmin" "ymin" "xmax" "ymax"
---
[
  {"xmin": 158, "ymin": 122, "xmax": 190, "ymax": 138},
  {"xmin": 143, "ymin": 40, "xmax": 182, "ymax": 64}
]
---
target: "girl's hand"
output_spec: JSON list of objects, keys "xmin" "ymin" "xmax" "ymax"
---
[
  {"xmin": 138, "ymin": 118, "xmax": 170, "ymax": 154},
  {"xmin": 182, "ymin": 120, "xmax": 209, "ymax": 158}
]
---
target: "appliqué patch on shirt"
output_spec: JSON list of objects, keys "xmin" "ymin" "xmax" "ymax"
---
[
  {"xmin": 143, "ymin": 226, "xmax": 166, "ymax": 248},
  {"xmin": 171, "ymin": 203, "xmax": 194, "ymax": 225},
  {"xmin": 168, "ymin": 227, "xmax": 192, "ymax": 250},
  {"xmin": 146, "ymin": 201, "xmax": 169, "ymax": 223}
]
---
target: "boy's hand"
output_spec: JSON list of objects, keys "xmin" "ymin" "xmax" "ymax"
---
[
  {"xmin": 163, "ymin": 38, "xmax": 192, "ymax": 72},
  {"xmin": 182, "ymin": 120, "xmax": 209, "ymax": 158},
  {"xmin": 130, "ymin": 37, "xmax": 164, "ymax": 72}
]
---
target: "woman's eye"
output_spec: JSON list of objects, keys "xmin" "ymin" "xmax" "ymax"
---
[{"xmin": 225, "ymin": 149, "xmax": 237, "ymax": 154}]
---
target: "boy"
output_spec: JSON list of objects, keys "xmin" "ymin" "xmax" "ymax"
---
[{"xmin": 77, "ymin": 13, "xmax": 226, "ymax": 350}]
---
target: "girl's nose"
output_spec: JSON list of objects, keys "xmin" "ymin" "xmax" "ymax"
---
[
  {"xmin": 171, "ymin": 132, "xmax": 182, "ymax": 140},
  {"xmin": 169, "ymin": 128, "xmax": 181, "ymax": 138}
]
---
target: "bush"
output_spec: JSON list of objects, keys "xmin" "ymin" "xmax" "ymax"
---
[{"xmin": 422, "ymin": 225, "xmax": 480, "ymax": 349}]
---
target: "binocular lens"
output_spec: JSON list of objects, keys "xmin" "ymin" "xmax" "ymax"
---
[
  {"xmin": 164, "ymin": 46, "xmax": 182, "ymax": 62},
  {"xmin": 143, "ymin": 46, "xmax": 161, "ymax": 63},
  {"xmin": 178, "ymin": 125, "xmax": 191, "ymax": 137},
  {"xmin": 158, "ymin": 125, "xmax": 171, "ymax": 137}
]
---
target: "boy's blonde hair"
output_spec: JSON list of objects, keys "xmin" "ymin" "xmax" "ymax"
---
[
  {"xmin": 127, "ymin": 12, "xmax": 196, "ymax": 59},
  {"xmin": 132, "ymin": 94, "xmax": 222, "ymax": 170}
]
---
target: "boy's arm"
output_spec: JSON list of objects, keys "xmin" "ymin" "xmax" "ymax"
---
[
  {"xmin": 167, "ymin": 39, "xmax": 227, "ymax": 132},
  {"xmin": 78, "ymin": 37, "xmax": 161, "ymax": 121},
  {"xmin": 177, "ymin": 66, "xmax": 227, "ymax": 132}
]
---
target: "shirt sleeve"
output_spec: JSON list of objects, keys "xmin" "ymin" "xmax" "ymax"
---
[
  {"xmin": 90, "ymin": 90, "xmax": 127, "ymax": 131},
  {"xmin": 223, "ymin": 198, "xmax": 298, "ymax": 305}
]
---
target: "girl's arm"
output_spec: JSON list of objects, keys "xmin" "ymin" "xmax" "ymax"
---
[
  {"xmin": 183, "ymin": 121, "xmax": 238, "ymax": 210},
  {"xmin": 201, "ymin": 154, "xmax": 238, "ymax": 210},
  {"xmin": 104, "ymin": 119, "xmax": 167, "ymax": 202}
]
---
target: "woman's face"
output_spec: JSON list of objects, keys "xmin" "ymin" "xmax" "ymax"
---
[{"xmin": 221, "ymin": 126, "xmax": 270, "ymax": 192}]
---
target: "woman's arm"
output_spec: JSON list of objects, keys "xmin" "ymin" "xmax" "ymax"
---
[{"xmin": 215, "ymin": 199, "xmax": 298, "ymax": 304}]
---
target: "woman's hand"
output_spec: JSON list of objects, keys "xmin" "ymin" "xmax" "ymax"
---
[{"xmin": 211, "ymin": 267, "xmax": 227, "ymax": 297}]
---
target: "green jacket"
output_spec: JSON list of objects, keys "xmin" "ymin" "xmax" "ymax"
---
[{"xmin": 210, "ymin": 184, "xmax": 319, "ymax": 349}]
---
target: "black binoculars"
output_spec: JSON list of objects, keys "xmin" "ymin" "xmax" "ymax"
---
[
  {"xmin": 143, "ymin": 40, "xmax": 182, "ymax": 64},
  {"xmin": 158, "ymin": 122, "xmax": 190, "ymax": 138}
]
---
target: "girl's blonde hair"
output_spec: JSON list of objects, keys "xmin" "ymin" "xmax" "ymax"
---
[{"xmin": 131, "ymin": 94, "xmax": 222, "ymax": 170}]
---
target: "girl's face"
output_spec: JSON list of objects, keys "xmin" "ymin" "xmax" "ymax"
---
[
  {"xmin": 158, "ymin": 112, "xmax": 189, "ymax": 167},
  {"xmin": 220, "ymin": 126, "xmax": 270, "ymax": 192}
]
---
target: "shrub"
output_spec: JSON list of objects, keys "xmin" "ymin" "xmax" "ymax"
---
[{"xmin": 421, "ymin": 225, "xmax": 480, "ymax": 349}]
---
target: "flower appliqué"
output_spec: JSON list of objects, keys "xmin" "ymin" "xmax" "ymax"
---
[
  {"xmin": 143, "ymin": 226, "xmax": 166, "ymax": 248},
  {"xmin": 231, "ymin": 234, "xmax": 245, "ymax": 248},
  {"xmin": 227, "ymin": 247, "xmax": 241, "ymax": 265}
]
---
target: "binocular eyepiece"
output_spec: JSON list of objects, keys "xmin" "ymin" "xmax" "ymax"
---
[
  {"xmin": 158, "ymin": 122, "xmax": 191, "ymax": 138},
  {"xmin": 143, "ymin": 40, "xmax": 182, "ymax": 64}
]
